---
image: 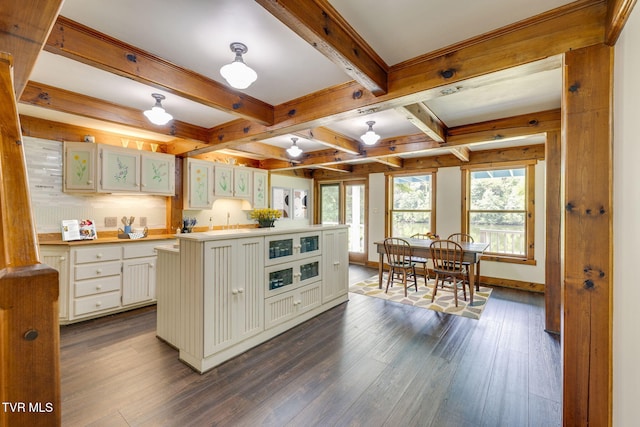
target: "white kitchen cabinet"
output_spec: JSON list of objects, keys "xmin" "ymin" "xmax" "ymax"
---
[
  {"xmin": 71, "ymin": 245, "xmax": 122, "ymax": 319},
  {"xmin": 173, "ymin": 225, "xmax": 348, "ymax": 373},
  {"xmin": 264, "ymin": 282, "xmax": 322, "ymax": 330},
  {"xmin": 184, "ymin": 158, "xmax": 214, "ymax": 209},
  {"xmin": 62, "ymin": 142, "xmax": 175, "ymax": 195},
  {"xmin": 40, "ymin": 246, "xmax": 70, "ymax": 321},
  {"xmin": 214, "ymin": 164, "xmax": 234, "ymax": 197},
  {"xmin": 202, "ymin": 237, "xmax": 264, "ymax": 356},
  {"xmin": 40, "ymin": 239, "xmax": 172, "ymax": 324},
  {"xmin": 63, "ymin": 142, "xmax": 97, "ymax": 192},
  {"xmin": 233, "ymin": 167, "xmax": 251, "ymax": 199},
  {"xmin": 322, "ymin": 228, "xmax": 349, "ymax": 303},
  {"xmin": 252, "ymin": 170, "xmax": 268, "ymax": 208},
  {"xmin": 264, "ymin": 231, "xmax": 321, "ymax": 266},
  {"xmin": 140, "ymin": 151, "xmax": 175, "ymax": 195},
  {"xmin": 99, "ymin": 145, "xmax": 141, "ymax": 192}
]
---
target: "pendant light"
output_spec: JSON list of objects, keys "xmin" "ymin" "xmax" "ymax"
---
[
  {"xmin": 360, "ymin": 121, "xmax": 380, "ymax": 145},
  {"xmin": 143, "ymin": 93, "xmax": 173, "ymax": 125},
  {"xmin": 220, "ymin": 42, "xmax": 258, "ymax": 90},
  {"xmin": 287, "ymin": 137, "xmax": 302, "ymax": 157}
]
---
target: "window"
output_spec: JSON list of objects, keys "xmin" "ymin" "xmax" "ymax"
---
[
  {"xmin": 462, "ymin": 162, "xmax": 535, "ymax": 261},
  {"xmin": 387, "ymin": 172, "xmax": 435, "ymax": 237}
]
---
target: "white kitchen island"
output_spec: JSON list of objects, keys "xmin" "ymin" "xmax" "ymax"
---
[{"xmin": 156, "ymin": 224, "xmax": 349, "ymax": 373}]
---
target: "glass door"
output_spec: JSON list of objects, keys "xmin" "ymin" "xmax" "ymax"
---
[{"xmin": 319, "ymin": 180, "xmax": 367, "ymax": 264}]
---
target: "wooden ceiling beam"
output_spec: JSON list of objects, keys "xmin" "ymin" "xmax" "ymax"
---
[
  {"xmin": 446, "ymin": 108, "xmax": 561, "ymax": 145},
  {"xmin": 20, "ymin": 81, "xmax": 210, "ymax": 142},
  {"xmin": 398, "ymin": 103, "xmax": 446, "ymax": 142},
  {"xmin": 294, "ymin": 127, "xmax": 361, "ymax": 154},
  {"xmin": 45, "ymin": 16, "xmax": 274, "ymax": 125},
  {"xmin": 256, "ymin": 0, "xmax": 387, "ymax": 95},
  {"xmin": 0, "ymin": 0, "xmax": 63, "ymax": 98},
  {"xmin": 314, "ymin": 163, "xmax": 353, "ymax": 173},
  {"xmin": 199, "ymin": 2, "xmax": 602, "ymax": 152},
  {"xmin": 374, "ymin": 156, "xmax": 404, "ymax": 168},
  {"xmin": 450, "ymin": 147, "xmax": 470, "ymax": 162}
]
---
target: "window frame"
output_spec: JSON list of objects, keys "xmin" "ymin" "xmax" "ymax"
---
[
  {"xmin": 461, "ymin": 161, "xmax": 536, "ymax": 264},
  {"xmin": 385, "ymin": 170, "xmax": 437, "ymax": 238}
]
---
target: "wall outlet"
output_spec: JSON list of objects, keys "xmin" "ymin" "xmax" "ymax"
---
[
  {"xmin": 139, "ymin": 217, "xmax": 147, "ymax": 227},
  {"xmin": 105, "ymin": 216, "xmax": 117, "ymax": 227}
]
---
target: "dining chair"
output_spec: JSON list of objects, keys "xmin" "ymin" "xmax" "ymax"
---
[
  {"xmin": 409, "ymin": 233, "xmax": 431, "ymax": 285},
  {"xmin": 383, "ymin": 237, "xmax": 418, "ymax": 297},
  {"xmin": 429, "ymin": 239, "xmax": 468, "ymax": 307},
  {"xmin": 447, "ymin": 233, "xmax": 478, "ymax": 290}
]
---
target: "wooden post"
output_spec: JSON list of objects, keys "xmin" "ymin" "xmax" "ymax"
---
[
  {"xmin": 562, "ymin": 44, "xmax": 613, "ymax": 426},
  {"xmin": 0, "ymin": 54, "xmax": 61, "ymax": 426},
  {"xmin": 545, "ymin": 130, "xmax": 562, "ymax": 334}
]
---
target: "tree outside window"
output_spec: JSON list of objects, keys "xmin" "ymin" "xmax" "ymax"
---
[
  {"xmin": 388, "ymin": 173, "xmax": 434, "ymax": 237},
  {"xmin": 463, "ymin": 163, "xmax": 535, "ymax": 260}
]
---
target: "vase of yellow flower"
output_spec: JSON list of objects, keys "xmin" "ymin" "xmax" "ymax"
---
[{"xmin": 250, "ymin": 208, "xmax": 282, "ymax": 228}]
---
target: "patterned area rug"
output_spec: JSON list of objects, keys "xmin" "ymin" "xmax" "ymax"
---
[{"xmin": 349, "ymin": 274, "xmax": 493, "ymax": 320}]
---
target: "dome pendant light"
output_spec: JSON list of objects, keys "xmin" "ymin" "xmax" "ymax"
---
[
  {"xmin": 143, "ymin": 93, "xmax": 173, "ymax": 125},
  {"xmin": 220, "ymin": 42, "xmax": 258, "ymax": 90},
  {"xmin": 360, "ymin": 120, "xmax": 380, "ymax": 145},
  {"xmin": 287, "ymin": 137, "xmax": 303, "ymax": 157}
]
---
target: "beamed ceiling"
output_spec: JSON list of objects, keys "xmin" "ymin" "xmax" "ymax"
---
[{"xmin": 1, "ymin": 0, "xmax": 613, "ymax": 177}]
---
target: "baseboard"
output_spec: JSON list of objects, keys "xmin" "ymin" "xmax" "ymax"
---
[{"xmin": 364, "ymin": 260, "xmax": 544, "ymax": 293}]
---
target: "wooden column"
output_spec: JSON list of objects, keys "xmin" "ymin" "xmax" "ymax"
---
[
  {"xmin": 545, "ymin": 130, "xmax": 562, "ymax": 334},
  {"xmin": 0, "ymin": 54, "xmax": 61, "ymax": 426},
  {"xmin": 562, "ymin": 44, "xmax": 613, "ymax": 426}
]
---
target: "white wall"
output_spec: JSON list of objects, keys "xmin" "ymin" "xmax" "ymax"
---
[
  {"xmin": 367, "ymin": 163, "xmax": 546, "ymax": 284},
  {"xmin": 613, "ymin": 7, "xmax": 640, "ymax": 425}
]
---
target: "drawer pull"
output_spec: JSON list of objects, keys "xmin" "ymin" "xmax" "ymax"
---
[
  {"xmin": 96, "ymin": 253, "xmax": 103, "ymax": 259},
  {"xmin": 96, "ymin": 269, "xmax": 102, "ymax": 274},
  {"xmin": 96, "ymin": 285, "xmax": 102, "ymax": 291},
  {"xmin": 95, "ymin": 301, "xmax": 102, "ymax": 307}
]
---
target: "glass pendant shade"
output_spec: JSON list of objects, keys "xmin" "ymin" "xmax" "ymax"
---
[
  {"xmin": 287, "ymin": 137, "xmax": 302, "ymax": 157},
  {"xmin": 144, "ymin": 94, "xmax": 173, "ymax": 125},
  {"xmin": 361, "ymin": 121, "xmax": 380, "ymax": 145},
  {"xmin": 220, "ymin": 42, "xmax": 257, "ymax": 90}
]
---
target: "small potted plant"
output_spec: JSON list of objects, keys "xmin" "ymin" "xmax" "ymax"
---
[{"xmin": 250, "ymin": 208, "xmax": 282, "ymax": 228}]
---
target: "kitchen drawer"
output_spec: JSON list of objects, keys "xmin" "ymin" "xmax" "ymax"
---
[
  {"xmin": 75, "ymin": 260, "xmax": 121, "ymax": 280},
  {"xmin": 75, "ymin": 275, "xmax": 121, "ymax": 298},
  {"xmin": 74, "ymin": 291, "xmax": 121, "ymax": 317},
  {"xmin": 74, "ymin": 246, "xmax": 121, "ymax": 264},
  {"xmin": 123, "ymin": 242, "xmax": 163, "ymax": 259}
]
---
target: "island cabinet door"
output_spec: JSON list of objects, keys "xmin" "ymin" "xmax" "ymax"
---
[
  {"xmin": 322, "ymin": 228, "xmax": 349, "ymax": 303},
  {"xmin": 203, "ymin": 237, "xmax": 264, "ymax": 356},
  {"xmin": 122, "ymin": 256, "xmax": 156, "ymax": 305}
]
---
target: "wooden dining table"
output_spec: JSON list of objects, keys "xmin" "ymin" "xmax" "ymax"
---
[{"xmin": 374, "ymin": 238, "xmax": 489, "ymax": 304}]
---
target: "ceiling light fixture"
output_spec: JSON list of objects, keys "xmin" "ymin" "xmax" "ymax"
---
[
  {"xmin": 220, "ymin": 42, "xmax": 257, "ymax": 90},
  {"xmin": 287, "ymin": 137, "xmax": 302, "ymax": 157},
  {"xmin": 361, "ymin": 120, "xmax": 381, "ymax": 145},
  {"xmin": 143, "ymin": 93, "xmax": 173, "ymax": 125}
]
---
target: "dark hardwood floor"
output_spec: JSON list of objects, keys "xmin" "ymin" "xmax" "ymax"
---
[{"xmin": 60, "ymin": 265, "xmax": 561, "ymax": 426}]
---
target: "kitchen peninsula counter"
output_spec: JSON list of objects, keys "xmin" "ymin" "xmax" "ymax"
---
[{"xmin": 159, "ymin": 224, "xmax": 349, "ymax": 373}]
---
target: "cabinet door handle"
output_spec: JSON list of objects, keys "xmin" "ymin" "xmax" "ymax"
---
[
  {"xmin": 87, "ymin": 180, "xmax": 93, "ymax": 185},
  {"xmin": 232, "ymin": 289, "xmax": 238, "ymax": 295},
  {"xmin": 238, "ymin": 288, "xmax": 244, "ymax": 293},
  {"xmin": 334, "ymin": 261, "xmax": 340, "ymax": 266},
  {"xmin": 149, "ymin": 264, "xmax": 155, "ymax": 268},
  {"xmin": 59, "ymin": 256, "xmax": 66, "ymax": 261}
]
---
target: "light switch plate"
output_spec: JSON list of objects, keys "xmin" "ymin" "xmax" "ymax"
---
[
  {"xmin": 105, "ymin": 216, "xmax": 117, "ymax": 227},
  {"xmin": 139, "ymin": 217, "xmax": 147, "ymax": 227}
]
